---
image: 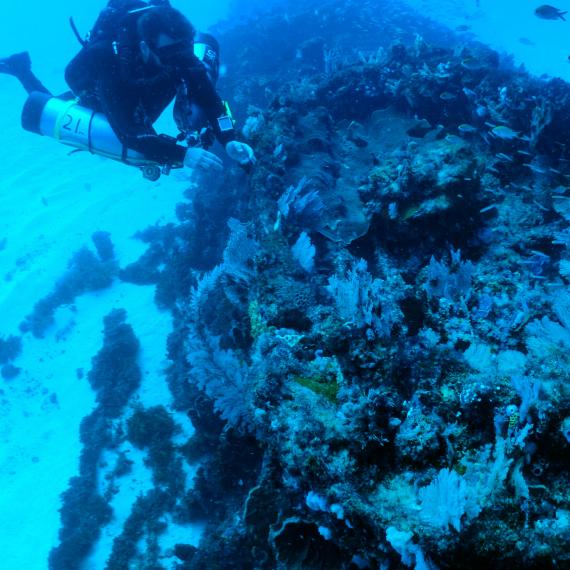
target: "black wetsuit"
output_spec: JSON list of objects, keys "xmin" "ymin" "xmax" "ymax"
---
[{"xmin": 64, "ymin": 39, "xmax": 234, "ymax": 165}]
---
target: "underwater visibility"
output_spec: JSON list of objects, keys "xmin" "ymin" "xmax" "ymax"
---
[{"xmin": 0, "ymin": 0, "xmax": 569, "ymax": 568}]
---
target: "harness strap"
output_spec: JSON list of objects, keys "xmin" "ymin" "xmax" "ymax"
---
[
  {"xmin": 69, "ymin": 17, "xmax": 87, "ymax": 47},
  {"xmin": 87, "ymin": 110, "xmax": 96, "ymax": 153}
]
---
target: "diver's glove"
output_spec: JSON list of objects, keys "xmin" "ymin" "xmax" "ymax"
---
[
  {"xmin": 184, "ymin": 147, "xmax": 223, "ymax": 172},
  {"xmin": 225, "ymin": 141, "xmax": 256, "ymax": 166}
]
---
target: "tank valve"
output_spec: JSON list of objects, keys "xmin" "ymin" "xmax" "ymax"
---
[{"xmin": 141, "ymin": 165, "xmax": 161, "ymax": 181}]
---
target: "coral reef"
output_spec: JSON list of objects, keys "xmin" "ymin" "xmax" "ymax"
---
[
  {"xmin": 21, "ymin": 232, "xmax": 117, "ymax": 338},
  {"xmin": 0, "ymin": 334, "xmax": 22, "ymax": 379},
  {"xmin": 49, "ymin": 309, "xmax": 140, "ymax": 570}
]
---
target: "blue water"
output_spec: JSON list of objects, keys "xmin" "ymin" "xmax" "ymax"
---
[
  {"xmin": 1, "ymin": 1, "xmax": 569, "ymax": 98},
  {"xmin": 407, "ymin": 0, "xmax": 570, "ymax": 80}
]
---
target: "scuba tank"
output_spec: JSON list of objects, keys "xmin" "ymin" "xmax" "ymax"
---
[{"xmin": 21, "ymin": 91, "xmax": 179, "ymax": 181}]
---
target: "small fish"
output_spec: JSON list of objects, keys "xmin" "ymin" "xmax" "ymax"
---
[
  {"xmin": 510, "ymin": 182, "xmax": 533, "ymax": 191},
  {"xmin": 439, "ymin": 92, "xmax": 457, "ymax": 101},
  {"xmin": 524, "ymin": 163, "xmax": 549, "ymax": 175},
  {"xmin": 445, "ymin": 134, "xmax": 464, "ymax": 145},
  {"xmin": 455, "ymin": 24, "xmax": 472, "ymax": 32},
  {"xmin": 475, "ymin": 105, "xmax": 488, "ymax": 118},
  {"xmin": 458, "ymin": 123, "xmax": 478, "ymax": 134},
  {"xmin": 462, "ymin": 87, "xmax": 477, "ymax": 99},
  {"xmin": 496, "ymin": 153, "xmax": 514, "ymax": 162},
  {"xmin": 518, "ymin": 37, "xmax": 536, "ymax": 46},
  {"xmin": 490, "ymin": 125, "xmax": 522, "ymax": 141},
  {"xmin": 517, "ymin": 150, "xmax": 534, "ymax": 157},
  {"xmin": 535, "ymin": 5, "xmax": 567, "ymax": 20},
  {"xmin": 461, "ymin": 57, "xmax": 485, "ymax": 71}
]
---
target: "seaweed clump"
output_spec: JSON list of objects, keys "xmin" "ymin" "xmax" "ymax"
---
[
  {"xmin": 21, "ymin": 232, "xmax": 117, "ymax": 338},
  {"xmin": 48, "ymin": 309, "xmax": 140, "ymax": 570}
]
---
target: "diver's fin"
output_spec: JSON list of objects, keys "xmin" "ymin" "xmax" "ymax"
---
[
  {"xmin": 560, "ymin": 11, "xmax": 568, "ymax": 21},
  {"xmin": 0, "ymin": 52, "xmax": 31, "ymax": 76}
]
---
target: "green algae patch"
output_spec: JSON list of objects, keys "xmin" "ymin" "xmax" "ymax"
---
[{"xmin": 292, "ymin": 375, "xmax": 339, "ymax": 404}]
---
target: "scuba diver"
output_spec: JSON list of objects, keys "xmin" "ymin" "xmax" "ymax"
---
[{"xmin": 0, "ymin": 0, "xmax": 255, "ymax": 180}]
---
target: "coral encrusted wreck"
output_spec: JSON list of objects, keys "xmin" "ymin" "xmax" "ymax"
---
[{"xmin": 49, "ymin": 1, "xmax": 569, "ymax": 569}]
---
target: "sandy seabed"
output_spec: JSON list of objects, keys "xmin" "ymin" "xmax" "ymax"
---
[{"xmin": 0, "ymin": 81, "xmax": 200, "ymax": 569}]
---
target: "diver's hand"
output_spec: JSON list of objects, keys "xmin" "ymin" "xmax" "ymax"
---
[
  {"xmin": 225, "ymin": 141, "xmax": 256, "ymax": 165},
  {"xmin": 184, "ymin": 147, "xmax": 223, "ymax": 172}
]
